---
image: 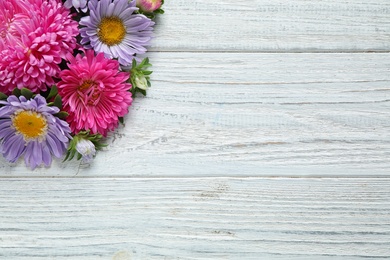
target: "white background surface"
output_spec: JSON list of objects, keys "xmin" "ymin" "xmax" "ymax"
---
[{"xmin": 1, "ymin": 0, "xmax": 390, "ymax": 258}]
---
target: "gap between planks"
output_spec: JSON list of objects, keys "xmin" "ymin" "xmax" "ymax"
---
[{"xmin": 1, "ymin": 176, "xmax": 390, "ymax": 180}]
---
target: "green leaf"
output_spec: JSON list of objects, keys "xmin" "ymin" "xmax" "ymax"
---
[
  {"xmin": 47, "ymin": 85, "xmax": 58, "ymax": 100},
  {"xmin": 63, "ymin": 149, "xmax": 76, "ymax": 162},
  {"xmin": 53, "ymin": 95, "xmax": 62, "ymax": 109},
  {"xmin": 139, "ymin": 89, "xmax": 147, "ymax": 96},
  {"xmin": 68, "ymin": 150, "xmax": 76, "ymax": 161},
  {"xmin": 147, "ymin": 13, "xmax": 156, "ymax": 20},
  {"xmin": 54, "ymin": 111, "xmax": 69, "ymax": 119},
  {"xmin": 0, "ymin": 92, "xmax": 8, "ymax": 100},
  {"xmin": 155, "ymin": 9, "xmax": 164, "ymax": 14},
  {"xmin": 63, "ymin": 151, "xmax": 70, "ymax": 162},
  {"xmin": 21, "ymin": 88, "xmax": 33, "ymax": 100},
  {"xmin": 94, "ymin": 141, "xmax": 107, "ymax": 150},
  {"xmin": 12, "ymin": 88, "xmax": 21, "ymax": 97},
  {"xmin": 118, "ymin": 117, "xmax": 124, "ymax": 124}
]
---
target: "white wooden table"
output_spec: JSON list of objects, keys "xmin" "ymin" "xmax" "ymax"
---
[{"xmin": 1, "ymin": 0, "xmax": 390, "ymax": 258}]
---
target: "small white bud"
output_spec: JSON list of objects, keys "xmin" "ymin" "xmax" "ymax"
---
[
  {"xmin": 76, "ymin": 139, "xmax": 96, "ymax": 163},
  {"xmin": 134, "ymin": 74, "xmax": 149, "ymax": 90}
]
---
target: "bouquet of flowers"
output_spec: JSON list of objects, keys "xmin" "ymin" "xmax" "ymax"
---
[{"xmin": 0, "ymin": 0, "xmax": 164, "ymax": 169}]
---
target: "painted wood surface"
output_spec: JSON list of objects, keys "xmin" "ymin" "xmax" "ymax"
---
[
  {"xmin": 152, "ymin": 0, "xmax": 390, "ymax": 52},
  {"xmin": 1, "ymin": 53, "xmax": 389, "ymax": 176},
  {"xmin": 1, "ymin": 0, "xmax": 390, "ymax": 258},
  {"xmin": 1, "ymin": 178, "xmax": 389, "ymax": 259}
]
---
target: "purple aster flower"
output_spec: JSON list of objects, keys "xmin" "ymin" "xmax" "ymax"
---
[
  {"xmin": 0, "ymin": 95, "xmax": 71, "ymax": 169},
  {"xmin": 79, "ymin": 0, "xmax": 155, "ymax": 66},
  {"xmin": 64, "ymin": 0, "xmax": 88, "ymax": 12}
]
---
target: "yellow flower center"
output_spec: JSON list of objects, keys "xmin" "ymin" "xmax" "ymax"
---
[
  {"xmin": 78, "ymin": 79, "xmax": 101, "ymax": 106},
  {"xmin": 12, "ymin": 110, "xmax": 48, "ymax": 140},
  {"xmin": 97, "ymin": 16, "xmax": 126, "ymax": 46},
  {"xmin": 79, "ymin": 79, "xmax": 95, "ymax": 91}
]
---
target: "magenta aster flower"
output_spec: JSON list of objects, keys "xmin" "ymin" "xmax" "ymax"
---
[
  {"xmin": 0, "ymin": 0, "xmax": 79, "ymax": 94},
  {"xmin": 57, "ymin": 50, "xmax": 132, "ymax": 136},
  {"xmin": 0, "ymin": 95, "xmax": 71, "ymax": 169},
  {"xmin": 79, "ymin": 0, "xmax": 154, "ymax": 66}
]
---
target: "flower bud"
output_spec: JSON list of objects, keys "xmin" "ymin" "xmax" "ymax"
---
[
  {"xmin": 76, "ymin": 139, "xmax": 96, "ymax": 163},
  {"xmin": 134, "ymin": 74, "xmax": 149, "ymax": 90},
  {"xmin": 136, "ymin": 0, "xmax": 162, "ymax": 13}
]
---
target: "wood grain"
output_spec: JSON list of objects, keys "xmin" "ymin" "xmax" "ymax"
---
[
  {"xmin": 0, "ymin": 177, "xmax": 389, "ymax": 259},
  {"xmin": 1, "ymin": 53, "xmax": 389, "ymax": 176},
  {"xmin": 152, "ymin": 0, "xmax": 390, "ymax": 52},
  {"xmin": 1, "ymin": 0, "xmax": 389, "ymax": 258}
]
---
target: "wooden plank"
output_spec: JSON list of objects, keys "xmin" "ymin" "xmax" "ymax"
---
[
  {"xmin": 0, "ymin": 177, "xmax": 389, "ymax": 259},
  {"xmin": 1, "ymin": 53, "xmax": 389, "ymax": 176},
  {"xmin": 152, "ymin": 0, "xmax": 390, "ymax": 51}
]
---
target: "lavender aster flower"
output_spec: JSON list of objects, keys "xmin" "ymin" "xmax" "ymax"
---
[
  {"xmin": 64, "ymin": 0, "xmax": 88, "ymax": 12},
  {"xmin": 0, "ymin": 95, "xmax": 71, "ymax": 169},
  {"xmin": 79, "ymin": 0, "xmax": 155, "ymax": 66}
]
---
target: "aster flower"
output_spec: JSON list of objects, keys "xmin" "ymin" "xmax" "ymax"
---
[
  {"xmin": 0, "ymin": 94, "xmax": 71, "ymax": 169},
  {"xmin": 64, "ymin": 0, "xmax": 88, "ymax": 12},
  {"xmin": 57, "ymin": 50, "xmax": 132, "ymax": 136},
  {"xmin": 136, "ymin": 0, "xmax": 162, "ymax": 13},
  {"xmin": 79, "ymin": 0, "xmax": 154, "ymax": 66},
  {"xmin": 0, "ymin": 0, "xmax": 79, "ymax": 94},
  {"xmin": 0, "ymin": 1, "xmax": 30, "ymax": 49}
]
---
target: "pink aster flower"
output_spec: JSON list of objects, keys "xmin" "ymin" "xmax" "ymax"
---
[
  {"xmin": 0, "ymin": 0, "xmax": 79, "ymax": 94},
  {"xmin": 0, "ymin": 1, "xmax": 29, "ymax": 49},
  {"xmin": 136, "ymin": 0, "xmax": 162, "ymax": 13},
  {"xmin": 57, "ymin": 50, "xmax": 132, "ymax": 136}
]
